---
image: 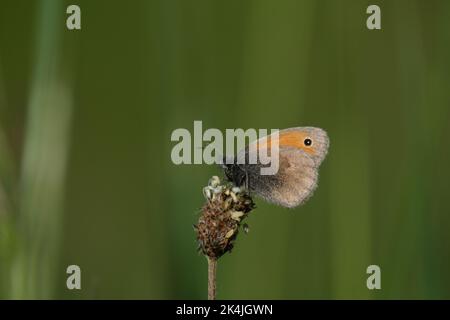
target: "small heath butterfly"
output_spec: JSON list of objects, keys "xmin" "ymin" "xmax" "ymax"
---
[{"xmin": 222, "ymin": 127, "xmax": 329, "ymax": 208}]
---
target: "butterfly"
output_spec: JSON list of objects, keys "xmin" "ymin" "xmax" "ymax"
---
[{"xmin": 221, "ymin": 127, "xmax": 329, "ymax": 208}]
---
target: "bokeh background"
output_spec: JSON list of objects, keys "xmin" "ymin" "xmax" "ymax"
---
[{"xmin": 1, "ymin": 0, "xmax": 450, "ymax": 299}]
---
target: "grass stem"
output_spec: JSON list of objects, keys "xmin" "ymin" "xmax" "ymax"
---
[{"xmin": 207, "ymin": 257, "xmax": 217, "ymax": 300}]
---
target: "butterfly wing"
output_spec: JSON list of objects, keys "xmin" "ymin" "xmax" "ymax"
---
[
  {"xmin": 233, "ymin": 127, "xmax": 329, "ymax": 208},
  {"xmin": 247, "ymin": 127, "xmax": 329, "ymax": 166},
  {"xmin": 244, "ymin": 147, "xmax": 318, "ymax": 208}
]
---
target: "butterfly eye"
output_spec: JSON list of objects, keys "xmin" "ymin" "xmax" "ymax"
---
[{"xmin": 304, "ymin": 138, "xmax": 312, "ymax": 146}]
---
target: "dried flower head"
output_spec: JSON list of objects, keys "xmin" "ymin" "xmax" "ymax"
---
[{"xmin": 195, "ymin": 176, "xmax": 255, "ymax": 259}]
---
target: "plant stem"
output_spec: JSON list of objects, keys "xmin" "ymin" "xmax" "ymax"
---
[{"xmin": 207, "ymin": 257, "xmax": 217, "ymax": 300}]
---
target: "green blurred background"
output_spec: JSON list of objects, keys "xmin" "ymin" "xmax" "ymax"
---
[{"xmin": 1, "ymin": 0, "xmax": 450, "ymax": 299}]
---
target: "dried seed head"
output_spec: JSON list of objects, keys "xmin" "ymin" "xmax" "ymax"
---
[
  {"xmin": 225, "ymin": 229, "xmax": 235, "ymax": 239},
  {"xmin": 230, "ymin": 211, "xmax": 244, "ymax": 221},
  {"xmin": 208, "ymin": 176, "xmax": 221, "ymax": 188},
  {"xmin": 196, "ymin": 176, "xmax": 256, "ymax": 259}
]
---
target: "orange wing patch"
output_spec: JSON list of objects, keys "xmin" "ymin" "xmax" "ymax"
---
[{"xmin": 255, "ymin": 130, "xmax": 316, "ymax": 156}]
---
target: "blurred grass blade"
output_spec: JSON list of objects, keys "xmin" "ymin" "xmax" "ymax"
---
[
  {"xmin": 0, "ymin": 58, "xmax": 17, "ymax": 299},
  {"xmin": 11, "ymin": 0, "xmax": 73, "ymax": 299}
]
